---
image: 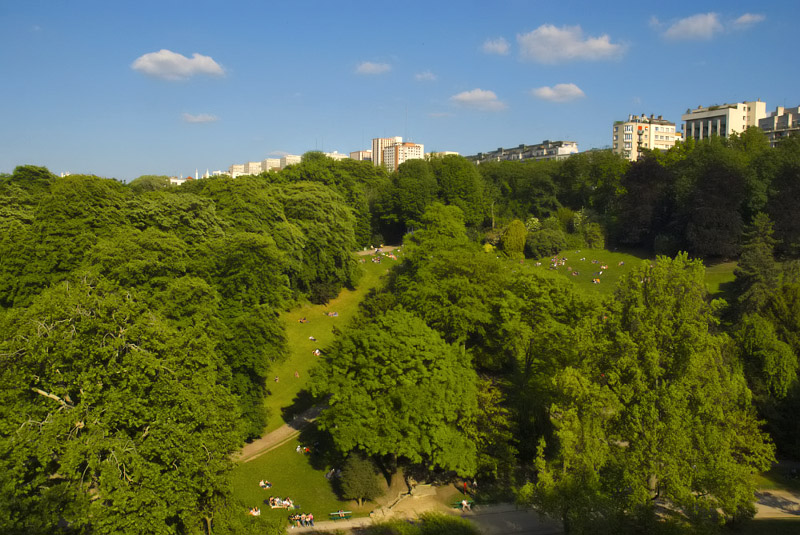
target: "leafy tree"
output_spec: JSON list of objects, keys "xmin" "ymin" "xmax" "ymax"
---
[
  {"xmin": 311, "ymin": 308, "xmax": 478, "ymax": 476},
  {"xmin": 522, "ymin": 255, "xmax": 774, "ymax": 532},
  {"xmin": 428, "ymin": 155, "xmax": 486, "ymax": 228},
  {"xmin": 394, "ymin": 158, "xmax": 438, "ymax": 228},
  {"xmin": 735, "ymin": 314, "xmax": 797, "ymax": 401},
  {"xmin": 128, "ymin": 174, "xmax": 171, "ymax": 193},
  {"xmin": 500, "ymin": 219, "xmax": 527, "ymax": 258},
  {"xmin": 733, "ymin": 213, "xmax": 781, "ymax": 314},
  {"xmin": 0, "ymin": 277, "xmax": 240, "ymax": 534},
  {"xmin": 525, "ymin": 228, "xmax": 566, "ymax": 258},
  {"xmin": 339, "ymin": 455, "xmax": 384, "ymax": 506},
  {"xmin": 766, "ymin": 137, "xmax": 800, "ymax": 257}
]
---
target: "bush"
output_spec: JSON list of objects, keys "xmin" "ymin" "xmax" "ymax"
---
[
  {"xmin": 525, "ymin": 228, "xmax": 567, "ymax": 258},
  {"xmin": 339, "ymin": 455, "xmax": 383, "ymax": 506}
]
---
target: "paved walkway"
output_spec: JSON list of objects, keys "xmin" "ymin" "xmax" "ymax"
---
[
  {"xmin": 236, "ymin": 404, "xmax": 325, "ymax": 463},
  {"xmin": 288, "ymin": 504, "xmax": 564, "ymax": 534}
]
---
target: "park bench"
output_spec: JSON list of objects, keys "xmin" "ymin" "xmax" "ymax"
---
[
  {"xmin": 452, "ymin": 500, "xmax": 474, "ymax": 510},
  {"xmin": 329, "ymin": 511, "xmax": 352, "ymax": 520}
]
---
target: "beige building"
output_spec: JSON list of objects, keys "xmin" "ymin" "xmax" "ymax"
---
[
  {"xmin": 758, "ymin": 105, "xmax": 800, "ymax": 147},
  {"xmin": 682, "ymin": 100, "xmax": 766, "ymax": 141},
  {"xmin": 469, "ymin": 140, "xmax": 578, "ymax": 164},
  {"xmin": 280, "ymin": 154, "xmax": 302, "ymax": 168},
  {"xmin": 349, "ymin": 150, "xmax": 372, "ymax": 161},
  {"xmin": 244, "ymin": 161, "xmax": 263, "ymax": 175},
  {"xmin": 371, "ymin": 136, "xmax": 403, "ymax": 168},
  {"xmin": 612, "ymin": 114, "xmax": 680, "ymax": 161},
  {"xmin": 228, "ymin": 163, "xmax": 245, "ymax": 178},
  {"xmin": 382, "ymin": 142, "xmax": 424, "ymax": 171},
  {"xmin": 261, "ymin": 158, "xmax": 281, "ymax": 172}
]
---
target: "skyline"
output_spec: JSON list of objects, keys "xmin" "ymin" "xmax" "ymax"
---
[{"xmin": 1, "ymin": 1, "xmax": 798, "ymax": 181}]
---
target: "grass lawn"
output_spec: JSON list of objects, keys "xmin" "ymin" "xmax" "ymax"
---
[
  {"xmin": 263, "ymin": 253, "xmax": 399, "ymax": 433},
  {"xmin": 704, "ymin": 261, "xmax": 737, "ymax": 298},
  {"xmin": 231, "ymin": 437, "xmax": 371, "ymax": 525},
  {"xmin": 535, "ymin": 248, "xmax": 738, "ymax": 299},
  {"xmin": 531, "ymin": 248, "xmax": 649, "ymax": 296},
  {"xmin": 753, "ymin": 465, "xmax": 800, "ymax": 494}
]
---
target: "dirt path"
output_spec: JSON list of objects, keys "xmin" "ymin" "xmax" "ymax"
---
[
  {"xmin": 236, "ymin": 404, "xmax": 325, "ymax": 463},
  {"xmin": 756, "ymin": 489, "xmax": 800, "ymax": 518}
]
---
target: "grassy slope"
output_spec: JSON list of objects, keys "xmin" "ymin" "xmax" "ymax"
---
[
  {"xmin": 534, "ymin": 248, "xmax": 737, "ymax": 298},
  {"xmin": 263, "ymin": 255, "xmax": 397, "ymax": 433},
  {"xmin": 232, "ymin": 253, "xmax": 397, "ymax": 520}
]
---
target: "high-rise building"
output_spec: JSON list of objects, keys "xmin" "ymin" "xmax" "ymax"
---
[
  {"xmin": 382, "ymin": 142, "xmax": 424, "ymax": 171},
  {"xmin": 371, "ymin": 137, "xmax": 403, "ymax": 168},
  {"xmin": 758, "ymin": 105, "xmax": 800, "ymax": 147},
  {"xmin": 682, "ymin": 100, "xmax": 766, "ymax": 141},
  {"xmin": 612, "ymin": 114, "xmax": 681, "ymax": 161}
]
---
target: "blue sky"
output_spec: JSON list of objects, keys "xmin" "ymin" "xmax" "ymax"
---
[{"xmin": 1, "ymin": 1, "xmax": 796, "ymax": 181}]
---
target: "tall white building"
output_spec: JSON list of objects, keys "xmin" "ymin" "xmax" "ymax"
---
[
  {"xmin": 612, "ymin": 114, "xmax": 681, "ymax": 161},
  {"xmin": 371, "ymin": 137, "xmax": 403, "ymax": 168},
  {"xmin": 682, "ymin": 100, "xmax": 766, "ymax": 141},
  {"xmin": 382, "ymin": 142, "xmax": 424, "ymax": 171},
  {"xmin": 759, "ymin": 105, "xmax": 800, "ymax": 147}
]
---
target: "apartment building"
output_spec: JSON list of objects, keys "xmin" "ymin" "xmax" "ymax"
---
[
  {"xmin": 244, "ymin": 161, "xmax": 262, "ymax": 175},
  {"xmin": 612, "ymin": 114, "xmax": 680, "ymax": 161},
  {"xmin": 469, "ymin": 140, "xmax": 578, "ymax": 164},
  {"xmin": 758, "ymin": 105, "xmax": 800, "ymax": 147},
  {"xmin": 228, "ymin": 163, "xmax": 245, "ymax": 178},
  {"xmin": 349, "ymin": 150, "xmax": 372, "ymax": 161},
  {"xmin": 382, "ymin": 142, "xmax": 424, "ymax": 171},
  {"xmin": 261, "ymin": 158, "xmax": 281, "ymax": 172},
  {"xmin": 371, "ymin": 137, "xmax": 403, "ymax": 168},
  {"xmin": 280, "ymin": 154, "xmax": 302, "ymax": 168},
  {"xmin": 682, "ymin": 100, "xmax": 766, "ymax": 141}
]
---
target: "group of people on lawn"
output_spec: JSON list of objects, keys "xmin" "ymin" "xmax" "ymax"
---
[{"xmin": 289, "ymin": 512, "xmax": 315, "ymax": 527}]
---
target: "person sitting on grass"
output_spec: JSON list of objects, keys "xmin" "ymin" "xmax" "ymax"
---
[
  {"xmin": 259, "ymin": 479, "xmax": 272, "ymax": 489},
  {"xmin": 249, "ymin": 507, "xmax": 261, "ymax": 516},
  {"xmin": 461, "ymin": 499, "xmax": 471, "ymax": 511}
]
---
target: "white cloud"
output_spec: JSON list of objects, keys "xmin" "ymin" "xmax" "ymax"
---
[
  {"xmin": 482, "ymin": 37, "xmax": 510, "ymax": 55},
  {"xmin": 663, "ymin": 13, "xmax": 722, "ymax": 40},
  {"xmin": 132, "ymin": 49, "xmax": 225, "ymax": 80},
  {"xmin": 355, "ymin": 61, "xmax": 391, "ymax": 75},
  {"xmin": 649, "ymin": 16, "xmax": 662, "ymax": 29},
  {"xmin": 450, "ymin": 89, "xmax": 507, "ymax": 111},
  {"xmin": 733, "ymin": 13, "xmax": 765, "ymax": 28},
  {"xmin": 531, "ymin": 83, "xmax": 585, "ymax": 102},
  {"xmin": 269, "ymin": 150, "xmax": 289, "ymax": 157},
  {"xmin": 517, "ymin": 24, "xmax": 624, "ymax": 64},
  {"xmin": 182, "ymin": 113, "xmax": 218, "ymax": 123},
  {"xmin": 415, "ymin": 70, "xmax": 437, "ymax": 81}
]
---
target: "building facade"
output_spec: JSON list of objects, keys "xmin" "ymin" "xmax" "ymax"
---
[
  {"xmin": 349, "ymin": 150, "xmax": 372, "ymax": 161},
  {"xmin": 228, "ymin": 164, "xmax": 245, "ymax": 178},
  {"xmin": 244, "ymin": 161, "xmax": 263, "ymax": 175},
  {"xmin": 758, "ymin": 105, "xmax": 800, "ymax": 147},
  {"xmin": 469, "ymin": 140, "xmax": 578, "ymax": 164},
  {"xmin": 261, "ymin": 158, "xmax": 281, "ymax": 172},
  {"xmin": 371, "ymin": 137, "xmax": 403, "ymax": 168},
  {"xmin": 612, "ymin": 114, "xmax": 681, "ymax": 161},
  {"xmin": 382, "ymin": 142, "xmax": 424, "ymax": 171},
  {"xmin": 279, "ymin": 154, "xmax": 302, "ymax": 168},
  {"xmin": 682, "ymin": 100, "xmax": 766, "ymax": 141}
]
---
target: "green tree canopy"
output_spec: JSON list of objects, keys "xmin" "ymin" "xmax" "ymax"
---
[{"xmin": 311, "ymin": 307, "xmax": 478, "ymax": 476}]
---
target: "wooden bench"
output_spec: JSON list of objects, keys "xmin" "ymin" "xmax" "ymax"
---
[{"xmin": 329, "ymin": 511, "xmax": 352, "ymax": 520}]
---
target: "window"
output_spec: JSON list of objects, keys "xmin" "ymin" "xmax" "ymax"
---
[
  {"xmin": 624, "ymin": 142, "xmax": 632, "ymax": 149},
  {"xmin": 614, "ymin": 135, "xmax": 618, "ymax": 141},
  {"xmin": 624, "ymin": 125, "xmax": 633, "ymax": 132},
  {"xmin": 624, "ymin": 133, "xmax": 632, "ymax": 141}
]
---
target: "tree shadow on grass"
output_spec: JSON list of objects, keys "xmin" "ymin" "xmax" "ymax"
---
[{"xmin": 281, "ymin": 389, "xmax": 317, "ymax": 426}]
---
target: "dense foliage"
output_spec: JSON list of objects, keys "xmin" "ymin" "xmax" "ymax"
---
[
  {"xmin": 3, "ymin": 131, "xmax": 800, "ymax": 533},
  {"xmin": 0, "ymin": 164, "xmax": 359, "ymax": 533}
]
